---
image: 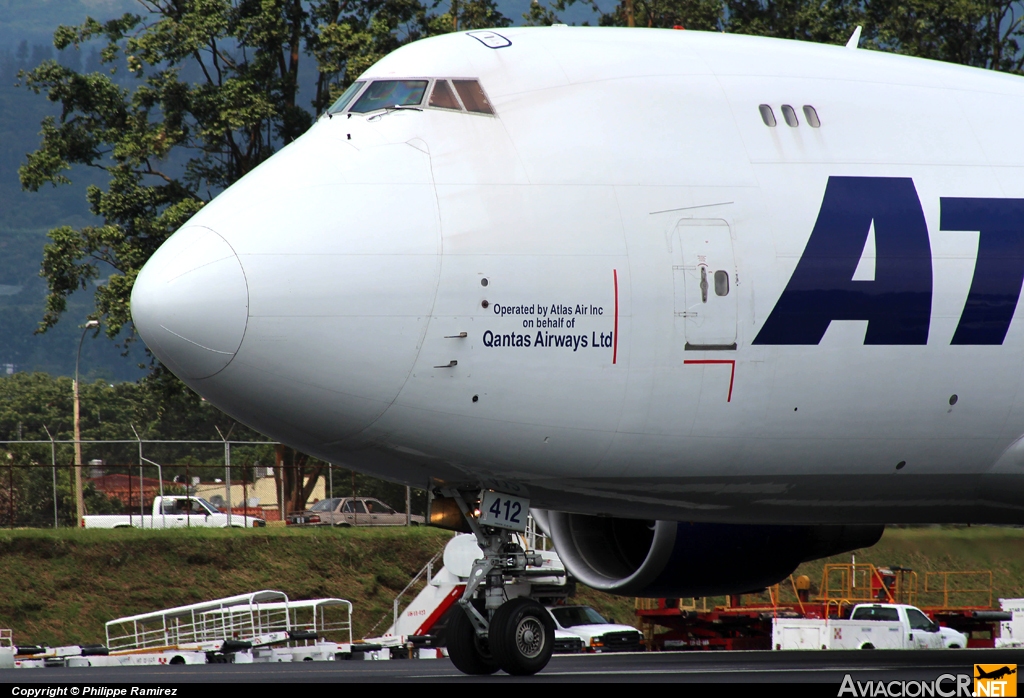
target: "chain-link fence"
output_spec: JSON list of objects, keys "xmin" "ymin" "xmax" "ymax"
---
[{"xmin": 0, "ymin": 439, "xmax": 426, "ymax": 528}]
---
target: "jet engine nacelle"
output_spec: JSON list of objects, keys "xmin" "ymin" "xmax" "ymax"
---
[{"xmin": 538, "ymin": 511, "xmax": 883, "ymax": 597}]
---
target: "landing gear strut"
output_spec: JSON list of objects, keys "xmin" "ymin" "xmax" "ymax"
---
[{"xmin": 440, "ymin": 488, "xmax": 556, "ymax": 676}]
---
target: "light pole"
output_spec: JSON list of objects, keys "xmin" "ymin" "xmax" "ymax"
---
[{"xmin": 74, "ymin": 319, "xmax": 99, "ymax": 526}]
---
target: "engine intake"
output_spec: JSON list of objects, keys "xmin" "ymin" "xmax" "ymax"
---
[{"xmin": 539, "ymin": 511, "xmax": 883, "ymax": 597}]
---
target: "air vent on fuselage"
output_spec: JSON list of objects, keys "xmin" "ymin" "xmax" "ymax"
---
[{"xmin": 760, "ymin": 104, "xmax": 822, "ymax": 128}]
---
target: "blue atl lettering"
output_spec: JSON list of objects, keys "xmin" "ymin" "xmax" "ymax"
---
[
  {"xmin": 755, "ymin": 177, "xmax": 1024, "ymax": 346},
  {"xmin": 942, "ymin": 198, "xmax": 1024, "ymax": 345},
  {"xmin": 754, "ymin": 177, "xmax": 932, "ymax": 345}
]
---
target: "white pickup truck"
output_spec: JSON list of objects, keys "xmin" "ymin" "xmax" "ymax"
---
[
  {"xmin": 773, "ymin": 603, "xmax": 967, "ymax": 650},
  {"xmin": 82, "ymin": 496, "xmax": 266, "ymax": 529}
]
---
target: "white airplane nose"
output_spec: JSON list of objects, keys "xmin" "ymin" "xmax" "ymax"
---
[{"xmin": 131, "ymin": 225, "xmax": 248, "ymax": 380}]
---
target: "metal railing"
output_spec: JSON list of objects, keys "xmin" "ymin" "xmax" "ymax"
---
[
  {"xmin": 105, "ymin": 590, "xmax": 289, "ymax": 652},
  {"xmin": 199, "ymin": 598, "xmax": 353, "ymax": 645},
  {"xmin": 817, "ymin": 563, "xmax": 918, "ymax": 607},
  {"xmin": 922, "ymin": 571, "xmax": 993, "ymax": 609},
  {"xmin": 363, "ymin": 549, "xmax": 444, "ymax": 640}
]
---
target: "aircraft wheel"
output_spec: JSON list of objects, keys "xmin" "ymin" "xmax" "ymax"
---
[
  {"xmin": 446, "ymin": 604, "xmax": 499, "ymax": 675},
  {"xmin": 490, "ymin": 597, "xmax": 554, "ymax": 676}
]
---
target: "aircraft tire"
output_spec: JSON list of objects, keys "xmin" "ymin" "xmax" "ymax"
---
[
  {"xmin": 490, "ymin": 597, "xmax": 555, "ymax": 676},
  {"xmin": 446, "ymin": 605, "xmax": 499, "ymax": 675}
]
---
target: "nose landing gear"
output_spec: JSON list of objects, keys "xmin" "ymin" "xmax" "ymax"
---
[{"xmin": 438, "ymin": 487, "xmax": 557, "ymax": 676}]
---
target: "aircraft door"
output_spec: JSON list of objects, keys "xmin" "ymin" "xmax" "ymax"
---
[{"xmin": 673, "ymin": 219, "xmax": 737, "ymax": 350}]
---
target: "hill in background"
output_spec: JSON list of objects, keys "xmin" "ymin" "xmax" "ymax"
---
[{"xmin": 1, "ymin": 525, "xmax": 1023, "ymax": 647}]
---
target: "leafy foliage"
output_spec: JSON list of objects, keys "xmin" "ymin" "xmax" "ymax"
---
[
  {"xmin": 558, "ymin": 0, "xmax": 1024, "ymax": 69},
  {"xmin": 18, "ymin": 0, "xmax": 457, "ymax": 348}
]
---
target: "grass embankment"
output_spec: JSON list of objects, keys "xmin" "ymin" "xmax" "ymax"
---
[
  {"xmin": 0, "ymin": 526, "xmax": 636, "ymax": 647},
  {"xmin": 2, "ymin": 526, "xmax": 1023, "ymax": 647}
]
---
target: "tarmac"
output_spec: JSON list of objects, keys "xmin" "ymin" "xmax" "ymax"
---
[{"xmin": 2, "ymin": 648, "xmax": 1023, "ymax": 684}]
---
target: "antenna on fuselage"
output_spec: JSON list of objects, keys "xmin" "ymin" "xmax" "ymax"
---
[{"xmin": 845, "ymin": 26, "xmax": 862, "ymax": 49}]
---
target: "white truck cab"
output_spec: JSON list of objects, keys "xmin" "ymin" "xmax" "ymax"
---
[
  {"xmin": 774, "ymin": 603, "xmax": 967, "ymax": 650},
  {"xmin": 82, "ymin": 495, "xmax": 266, "ymax": 529},
  {"xmin": 546, "ymin": 605, "xmax": 644, "ymax": 653}
]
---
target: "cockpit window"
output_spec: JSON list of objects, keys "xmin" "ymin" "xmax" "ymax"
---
[
  {"xmin": 350, "ymin": 80, "xmax": 428, "ymax": 113},
  {"xmin": 327, "ymin": 81, "xmax": 365, "ymax": 114},
  {"xmin": 429, "ymin": 80, "xmax": 461, "ymax": 110},
  {"xmin": 452, "ymin": 79, "xmax": 494, "ymax": 114},
  {"xmin": 333, "ymin": 78, "xmax": 495, "ymax": 116}
]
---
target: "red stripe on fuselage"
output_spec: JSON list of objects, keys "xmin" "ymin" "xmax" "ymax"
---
[
  {"xmin": 613, "ymin": 269, "xmax": 619, "ymax": 365},
  {"xmin": 683, "ymin": 359, "xmax": 735, "ymax": 402}
]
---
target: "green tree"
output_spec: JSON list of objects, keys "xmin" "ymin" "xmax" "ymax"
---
[
  {"xmin": 600, "ymin": 0, "xmax": 723, "ymax": 29},
  {"xmin": 18, "ymin": 0, "xmax": 438, "ymax": 350},
  {"xmin": 866, "ymin": 0, "xmax": 1024, "ymax": 70},
  {"xmin": 724, "ymin": 0, "xmax": 863, "ymax": 43},
  {"xmin": 16, "ymin": 1, "xmax": 485, "ymax": 516},
  {"xmin": 424, "ymin": 0, "xmax": 511, "ymax": 33}
]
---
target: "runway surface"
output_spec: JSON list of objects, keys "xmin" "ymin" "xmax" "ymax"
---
[{"xmin": 3, "ymin": 649, "xmax": 1024, "ymax": 684}]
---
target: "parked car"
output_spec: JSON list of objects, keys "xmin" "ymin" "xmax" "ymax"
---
[
  {"xmin": 287, "ymin": 497, "xmax": 425, "ymax": 527},
  {"xmin": 547, "ymin": 605, "xmax": 644, "ymax": 652}
]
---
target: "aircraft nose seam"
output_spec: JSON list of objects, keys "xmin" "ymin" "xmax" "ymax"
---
[
  {"xmin": 209, "ymin": 235, "xmax": 250, "ymax": 377},
  {"xmin": 164, "ymin": 253, "xmax": 238, "ymax": 285},
  {"xmin": 132, "ymin": 225, "xmax": 250, "ymax": 381},
  {"xmin": 158, "ymin": 324, "xmax": 237, "ymax": 355}
]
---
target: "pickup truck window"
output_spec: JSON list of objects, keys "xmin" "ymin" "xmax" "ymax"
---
[
  {"xmin": 551, "ymin": 606, "xmax": 608, "ymax": 628},
  {"xmin": 851, "ymin": 606, "xmax": 899, "ymax": 622},
  {"xmin": 906, "ymin": 608, "xmax": 935, "ymax": 631},
  {"xmin": 196, "ymin": 498, "xmax": 218, "ymax": 515}
]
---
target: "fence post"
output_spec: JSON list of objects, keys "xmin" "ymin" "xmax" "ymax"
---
[
  {"xmin": 43, "ymin": 426, "xmax": 57, "ymax": 529},
  {"xmin": 128, "ymin": 464, "xmax": 133, "ymax": 523},
  {"xmin": 215, "ymin": 426, "xmax": 233, "ymax": 527},
  {"xmin": 139, "ymin": 463, "xmax": 145, "ymax": 527},
  {"xmin": 225, "ymin": 441, "xmax": 231, "ymax": 527}
]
